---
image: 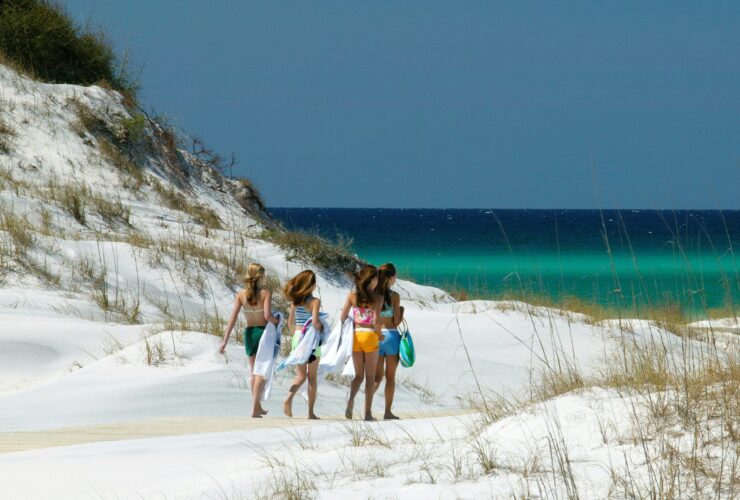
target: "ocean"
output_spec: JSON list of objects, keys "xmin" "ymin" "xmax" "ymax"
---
[{"xmin": 268, "ymin": 208, "xmax": 740, "ymax": 312}]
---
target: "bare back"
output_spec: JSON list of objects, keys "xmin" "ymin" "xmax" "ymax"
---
[{"xmin": 240, "ymin": 289, "xmax": 268, "ymax": 327}]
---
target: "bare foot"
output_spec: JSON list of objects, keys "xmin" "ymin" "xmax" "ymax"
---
[
  {"xmin": 283, "ymin": 400, "xmax": 292, "ymax": 417},
  {"xmin": 383, "ymin": 412, "xmax": 400, "ymax": 420},
  {"xmin": 308, "ymin": 413, "xmax": 320, "ymax": 420},
  {"xmin": 364, "ymin": 414, "xmax": 377, "ymax": 422},
  {"xmin": 345, "ymin": 403, "xmax": 353, "ymax": 420},
  {"xmin": 259, "ymin": 407, "xmax": 268, "ymax": 416}
]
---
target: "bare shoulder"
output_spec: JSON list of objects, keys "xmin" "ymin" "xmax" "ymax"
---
[{"xmin": 391, "ymin": 291, "xmax": 401, "ymax": 303}]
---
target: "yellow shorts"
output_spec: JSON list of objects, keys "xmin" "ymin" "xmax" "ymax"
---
[{"xmin": 353, "ymin": 328, "xmax": 379, "ymax": 353}]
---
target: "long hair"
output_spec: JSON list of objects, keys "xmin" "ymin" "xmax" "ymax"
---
[
  {"xmin": 283, "ymin": 270, "xmax": 316, "ymax": 305},
  {"xmin": 353, "ymin": 264, "xmax": 378, "ymax": 307},
  {"xmin": 243, "ymin": 263, "xmax": 265, "ymax": 306},
  {"xmin": 376, "ymin": 263, "xmax": 397, "ymax": 307}
]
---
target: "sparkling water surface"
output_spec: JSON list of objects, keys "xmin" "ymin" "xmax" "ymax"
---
[{"xmin": 268, "ymin": 208, "xmax": 740, "ymax": 311}]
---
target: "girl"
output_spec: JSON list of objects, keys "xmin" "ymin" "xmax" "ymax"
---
[
  {"xmin": 282, "ymin": 270, "xmax": 323, "ymax": 420},
  {"xmin": 374, "ymin": 263, "xmax": 404, "ymax": 419},
  {"xmin": 220, "ymin": 263, "xmax": 279, "ymax": 418},
  {"xmin": 340, "ymin": 264, "xmax": 383, "ymax": 421}
]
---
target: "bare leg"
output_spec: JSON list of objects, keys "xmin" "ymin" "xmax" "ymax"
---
[
  {"xmin": 383, "ymin": 355, "xmax": 400, "ymax": 419},
  {"xmin": 364, "ymin": 350, "xmax": 379, "ymax": 421},
  {"xmin": 248, "ymin": 356, "xmax": 268, "ymax": 416},
  {"xmin": 248, "ymin": 355, "xmax": 256, "ymax": 392},
  {"xmin": 374, "ymin": 356, "xmax": 386, "ymax": 395},
  {"xmin": 307, "ymin": 358, "xmax": 320, "ymax": 419},
  {"xmin": 283, "ymin": 364, "xmax": 307, "ymax": 417},
  {"xmin": 346, "ymin": 351, "xmax": 365, "ymax": 419},
  {"xmin": 252, "ymin": 375, "xmax": 267, "ymax": 418}
]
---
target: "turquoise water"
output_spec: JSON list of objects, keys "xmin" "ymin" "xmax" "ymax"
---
[{"xmin": 269, "ymin": 208, "xmax": 740, "ymax": 311}]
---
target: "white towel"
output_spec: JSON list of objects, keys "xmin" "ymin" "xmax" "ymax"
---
[
  {"xmin": 319, "ymin": 317, "xmax": 355, "ymax": 376},
  {"xmin": 253, "ymin": 312, "xmax": 283, "ymax": 401},
  {"xmin": 276, "ymin": 313, "xmax": 331, "ymax": 371}
]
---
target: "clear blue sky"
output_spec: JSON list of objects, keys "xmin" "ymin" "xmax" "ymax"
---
[{"xmin": 64, "ymin": 1, "xmax": 739, "ymax": 209}]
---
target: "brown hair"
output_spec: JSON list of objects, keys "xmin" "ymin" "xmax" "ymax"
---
[
  {"xmin": 377, "ymin": 263, "xmax": 397, "ymax": 308},
  {"xmin": 283, "ymin": 270, "xmax": 316, "ymax": 305},
  {"xmin": 353, "ymin": 264, "xmax": 378, "ymax": 307},
  {"xmin": 243, "ymin": 263, "xmax": 265, "ymax": 306}
]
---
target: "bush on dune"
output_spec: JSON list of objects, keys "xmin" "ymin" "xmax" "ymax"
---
[
  {"xmin": 0, "ymin": 0, "xmax": 138, "ymax": 98},
  {"xmin": 261, "ymin": 228, "xmax": 360, "ymax": 275}
]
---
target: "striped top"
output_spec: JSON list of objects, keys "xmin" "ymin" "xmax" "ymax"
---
[{"xmin": 295, "ymin": 305, "xmax": 311, "ymax": 327}]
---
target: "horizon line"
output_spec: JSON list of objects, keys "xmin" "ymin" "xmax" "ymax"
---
[{"xmin": 267, "ymin": 206, "xmax": 740, "ymax": 212}]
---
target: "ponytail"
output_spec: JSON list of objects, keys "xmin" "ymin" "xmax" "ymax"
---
[{"xmin": 243, "ymin": 263, "xmax": 265, "ymax": 306}]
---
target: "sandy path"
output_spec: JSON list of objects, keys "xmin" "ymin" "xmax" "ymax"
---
[{"xmin": 0, "ymin": 409, "xmax": 466, "ymax": 454}]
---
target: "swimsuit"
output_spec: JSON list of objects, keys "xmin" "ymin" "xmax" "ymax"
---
[
  {"xmin": 378, "ymin": 302, "xmax": 400, "ymax": 356},
  {"xmin": 353, "ymin": 306, "xmax": 379, "ymax": 353},
  {"xmin": 380, "ymin": 302, "xmax": 394, "ymax": 318},
  {"xmin": 243, "ymin": 325, "xmax": 265, "ymax": 356},
  {"xmin": 379, "ymin": 329, "xmax": 401, "ymax": 356}
]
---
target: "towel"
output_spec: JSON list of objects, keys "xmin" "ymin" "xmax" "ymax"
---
[
  {"xmin": 253, "ymin": 312, "xmax": 283, "ymax": 401},
  {"xmin": 276, "ymin": 312, "xmax": 331, "ymax": 371},
  {"xmin": 319, "ymin": 317, "xmax": 354, "ymax": 376}
]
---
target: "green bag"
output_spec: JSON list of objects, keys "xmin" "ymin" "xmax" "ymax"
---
[{"xmin": 399, "ymin": 321, "xmax": 415, "ymax": 368}]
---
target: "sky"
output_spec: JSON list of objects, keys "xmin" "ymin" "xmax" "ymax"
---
[{"xmin": 63, "ymin": 1, "xmax": 740, "ymax": 209}]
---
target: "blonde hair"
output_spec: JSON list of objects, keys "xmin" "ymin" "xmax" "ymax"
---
[
  {"xmin": 243, "ymin": 263, "xmax": 265, "ymax": 306},
  {"xmin": 283, "ymin": 270, "xmax": 316, "ymax": 305}
]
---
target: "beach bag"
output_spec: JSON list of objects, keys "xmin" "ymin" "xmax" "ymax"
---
[{"xmin": 399, "ymin": 321, "xmax": 415, "ymax": 368}]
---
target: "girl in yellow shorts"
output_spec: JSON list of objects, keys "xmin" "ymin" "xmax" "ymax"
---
[{"xmin": 340, "ymin": 264, "xmax": 384, "ymax": 421}]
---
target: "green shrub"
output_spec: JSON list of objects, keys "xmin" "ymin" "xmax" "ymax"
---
[
  {"xmin": 0, "ymin": 0, "xmax": 137, "ymax": 97},
  {"xmin": 119, "ymin": 113, "xmax": 146, "ymax": 143},
  {"xmin": 261, "ymin": 228, "xmax": 360, "ymax": 274}
]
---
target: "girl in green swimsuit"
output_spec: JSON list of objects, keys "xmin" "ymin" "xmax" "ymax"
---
[{"xmin": 221, "ymin": 263, "xmax": 279, "ymax": 418}]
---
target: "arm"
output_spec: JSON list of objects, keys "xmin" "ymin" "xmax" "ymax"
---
[
  {"xmin": 263, "ymin": 290, "xmax": 279, "ymax": 325},
  {"xmin": 288, "ymin": 304, "xmax": 295, "ymax": 332},
  {"xmin": 392, "ymin": 292, "xmax": 403, "ymax": 327},
  {"xmin": 339, "ymin": 293, "xmax": 352, "ymax": 323},
  {"xmin": 311, "ymin": 298, "xmax": 323, "ymax": 331},
  {"xmin": 220, "ymin": 294, "xmax": 241, "ymax": 354}
]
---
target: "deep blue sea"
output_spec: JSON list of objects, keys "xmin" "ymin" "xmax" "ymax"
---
[{"xmin": 268, "ymin": 208, "xmax": 740, "ymax": 311}]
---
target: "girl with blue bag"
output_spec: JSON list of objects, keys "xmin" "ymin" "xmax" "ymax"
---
[{"xmin": 374, "ymin": 263, "xmax": 405, "ymax": 419}]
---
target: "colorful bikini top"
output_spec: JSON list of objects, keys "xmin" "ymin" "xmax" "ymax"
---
[{"xmin": 353, "ymin": 306, "xmax": 376, "ymax": 326}]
